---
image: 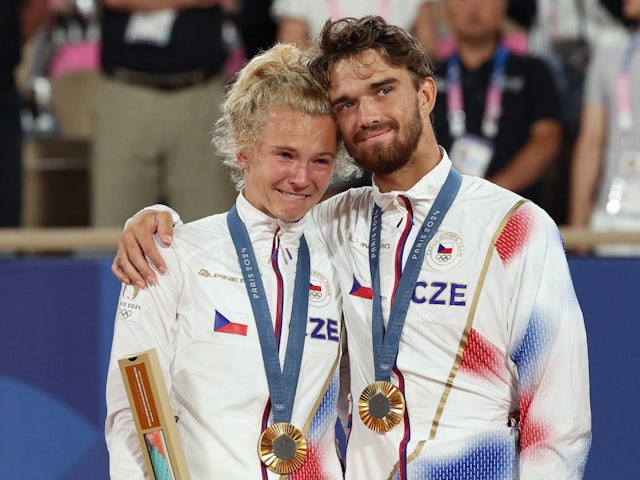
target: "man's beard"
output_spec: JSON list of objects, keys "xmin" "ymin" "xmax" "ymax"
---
[{"xmin": 348, "ymin": 105, "xmax": 423, "ymax": 175}]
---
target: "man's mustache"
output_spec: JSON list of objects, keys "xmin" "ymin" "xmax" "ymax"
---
[{"xmin": 353, "ymin": 121, "xmax": 399, "ymax": 143}]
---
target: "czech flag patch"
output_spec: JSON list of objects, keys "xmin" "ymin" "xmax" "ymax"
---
[
  {"xmin": 349, "ymin": 275, "xmax": 373, "ymax": 299},
  {"xmin": 214, "ymin": 310, "xmax": 248, "ymax": 336}
]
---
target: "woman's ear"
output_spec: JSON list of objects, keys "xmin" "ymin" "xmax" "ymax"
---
[{"xmin": 237, "ymin": 151, "xmax": 248, "ymax": 170}]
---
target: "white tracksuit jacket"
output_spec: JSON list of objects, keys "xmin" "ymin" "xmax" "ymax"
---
[
  {"xmin": 311, "ymin": 153, "xmax": 591, "ymax": 480},
  {"xmin": 105, "ymin": 193, "xmax": 345, "ymax": 479}
]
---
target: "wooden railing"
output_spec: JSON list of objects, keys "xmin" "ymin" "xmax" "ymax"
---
[
  {"xmin": 0, "ymin": 228, "xmax": 122, "ymax": 253},
  {"xmin": 558, "ymin": 228, "xmax": 640, "ymax": 250},
  {"xmin": 1, "ymin": 227, "xmax": 640, "ymax": 253}
]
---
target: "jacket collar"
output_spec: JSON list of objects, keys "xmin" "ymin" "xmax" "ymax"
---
[
  {"xmin": 234, "ymin": 191, "xmax": 308, "ymax": 240},
  {"xmin": 371, "ymin": 148, "xmax": 453, "ymax": 212}
]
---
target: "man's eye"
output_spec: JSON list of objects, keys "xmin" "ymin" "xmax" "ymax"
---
[
  {"xmin": 338, "ymin": 102, "xmax": 354, "ymax": 112},
  {"xmin": 380, "ymin": 87, "xmax": 392, "ymax": 95}
]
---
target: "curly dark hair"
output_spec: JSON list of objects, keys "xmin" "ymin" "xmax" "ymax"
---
[{"xmin": 308, "ymin": 15, "xmax": 435, "ymax": 91}]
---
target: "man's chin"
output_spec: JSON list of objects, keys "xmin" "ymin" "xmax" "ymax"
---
[{"xmin": 354, "ymin": 152, "xmax": 407, "ymax": 175}]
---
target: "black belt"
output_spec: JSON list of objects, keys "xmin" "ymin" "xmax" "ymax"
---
[{"xmin": 104, "ymin": 66, "xmax": 218, "ymax": 90}]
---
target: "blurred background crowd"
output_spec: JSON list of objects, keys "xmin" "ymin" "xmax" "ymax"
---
[{"xmin": 2, "ymin": 0, "xmax": 638, "ymax": 254}]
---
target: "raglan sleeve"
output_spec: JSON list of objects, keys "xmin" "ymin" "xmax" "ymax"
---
[
  {"xmin": 309, "ymin": 193, "xmax": 345, "ymax": 255},
  {"xmin": 501, "ymin": 202, "xmax": 591, "ymax": 479},
  {"xmin": 104, "ymin": 236, "xmax": 184, "ymax": 479}
]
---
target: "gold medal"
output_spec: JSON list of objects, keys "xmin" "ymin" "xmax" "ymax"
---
[
  {"xmin": 358, "ymin": 381, "xmax": 405, "ymax": 432},
  {"xmin": 257, "ymin": 422, "xmax": 307, "ymax": 474}
]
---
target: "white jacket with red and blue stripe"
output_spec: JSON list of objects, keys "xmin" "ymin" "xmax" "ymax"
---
[
  {"xmin": 311, "ymin": 152, "xmax": 591, "ymax": 480},
  {"xmin": 106, "ymin": 193, "xmax": 345, "ymax": 479}
]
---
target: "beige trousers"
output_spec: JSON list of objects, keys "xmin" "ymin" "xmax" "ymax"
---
[{"xmin": 90, "ymin": 75, "xmax": 237, "ymax": 226}]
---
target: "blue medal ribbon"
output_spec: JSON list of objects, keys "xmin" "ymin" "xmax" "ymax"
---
[
  {"xmin": 369, "ymin": 168, "xmax": 462, "ymax": 382},
  {"xmin": 227, "ymin": 206, "xmax": 310, "ymax": 424}
]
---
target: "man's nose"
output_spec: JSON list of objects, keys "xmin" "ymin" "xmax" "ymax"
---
[{"xmin": 357, "ymin": 97, "xmax": 381, "ymax": 127}]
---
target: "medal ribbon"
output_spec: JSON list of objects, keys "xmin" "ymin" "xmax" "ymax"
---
[
  {"xmin": 446, "ymin": 45, "xmax": 509, "ymax": 139},
  {"xmin": 617, "ymin": 32, "xmax": 640, "ymax": 134},
  {"xmin": 227, "ymin": 206, "xmax": 310, "ymax": 424},
  {"xmin": 369, "ymin": 168, "xmax": 462, "ymax": 382}
]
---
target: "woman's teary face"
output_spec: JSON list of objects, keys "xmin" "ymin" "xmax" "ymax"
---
[{"xmin": 240, "ymin": 107, "xmax": 337, "ymax": 222}]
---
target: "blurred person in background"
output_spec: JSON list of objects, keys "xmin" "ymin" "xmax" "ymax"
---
[
  {"xmin": 569, "ymin": 0, "xmax": 640, "ymax": 255},
  {"xmin": 524, "ymin": 0, "xmax": 628, "ymax": 223},
  {"xmin": 91, "ymin": 0, "xmax": 238, "ymax": 226},
  {"xmin": 432, "ymin": 0, "xmax": 563, "ymax": 210},
  {"xmin": 271, "ymin": 0, "xmax": 440, "ymax": 55},
  {"xmin": 528, "ymin": 0, "xmax": 627, "ymax": 128},
  {"xmin": 237, "ymin": 0, "xmax": 277, "ymax": 59},
  {"xmin": 0, "ymin": 0, "xmax": 49, "ymax": 227}
]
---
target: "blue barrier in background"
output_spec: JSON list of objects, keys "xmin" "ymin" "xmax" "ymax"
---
[
  {"xmin": 0, "ymin": 258, "xmax": 118, "ymax": 479},
  {"xmin": 0, "ymin": 256, "xmax": 637, "ymax": 478},
  {"xmin": 570, "ymin": 257, "xmax": 640, "ymax": 479}
]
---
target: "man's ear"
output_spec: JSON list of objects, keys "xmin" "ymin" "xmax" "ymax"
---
[{"xmin": 418, "ymin": 77, "xmax": 437, "ymax": 118}]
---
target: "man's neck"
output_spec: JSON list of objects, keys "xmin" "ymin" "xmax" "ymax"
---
[
  {"xmin": 373, "ymin": 143, "xmax": 442, "ymax": 193},
  {"xmin": 456, "ymin": 35, "xmax": 500, "ymax": 71}
]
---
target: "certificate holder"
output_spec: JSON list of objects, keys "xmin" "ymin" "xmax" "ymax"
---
[{"xmin": 118, "ymin": 349, "xmax": 191, "ymax": 480}]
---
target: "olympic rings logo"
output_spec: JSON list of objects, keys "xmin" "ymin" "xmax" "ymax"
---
[{"xmin": 309, "ymin": 271, "xmax": 332, "ymax": 307}]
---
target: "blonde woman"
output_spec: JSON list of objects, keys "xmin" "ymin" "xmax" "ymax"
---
[{"xmin": 105, "ymin": 43, "xmax": 358, "ymax": 479}]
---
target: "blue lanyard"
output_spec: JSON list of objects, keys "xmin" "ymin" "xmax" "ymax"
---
[
  {"xmin": 227, "ymin": 206, "xmax": 310, "ymax": 424},
  {"xmin": 369, "ymin": 168, "xmax": 462, "ymax": 382},
  {"xmin": 446, "ymin": 45, "xmax": 509, "ymax": 139}
]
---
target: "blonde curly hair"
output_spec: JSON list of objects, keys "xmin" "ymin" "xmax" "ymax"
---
[{"xmin": 213, "ymin": 43, "xmax": 361, "ymax": 191}]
